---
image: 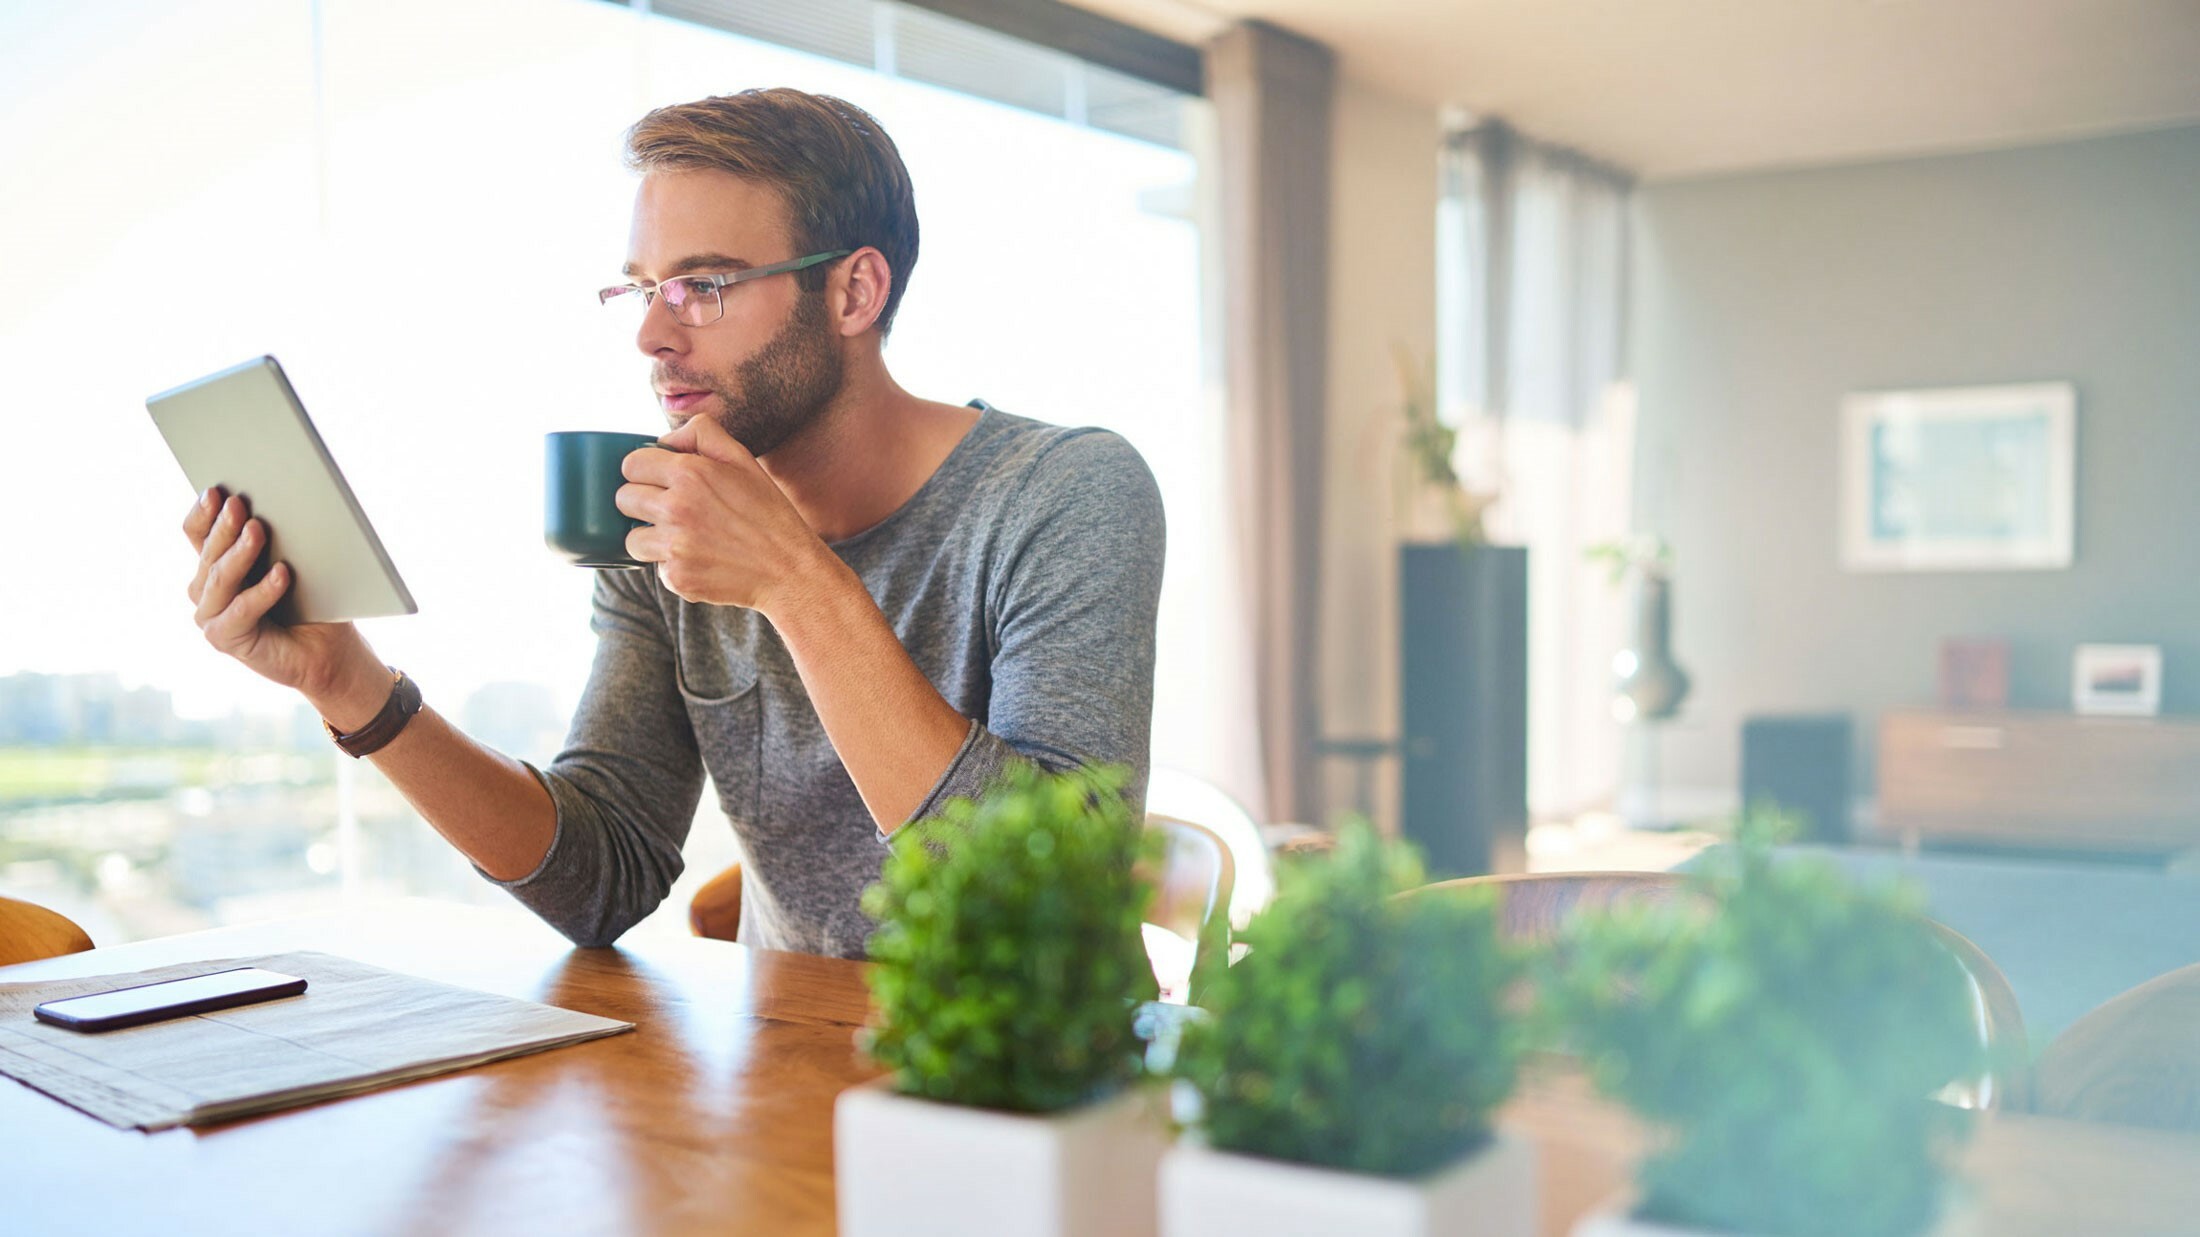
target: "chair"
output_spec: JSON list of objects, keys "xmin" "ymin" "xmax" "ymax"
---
[
  {"xmin": 0, "ymin": 895, "xmax": 94, "ymax": 967},
  {"xmin": 1143, "ymin": 814, "xmax": 1235, "ymax": 1004},
  {"xmin": 2032, "ymin": 962, "xmax": 2200, "ymax": 1132},
  {"xmin": 1414, "ymin": 870, "xmax": 1700, "ymax": 944},
  {"xmin": 1413, "ymin": 871, "xmax": 2028, "ymax": 1110},
  {"xmin": 687, "ymin": 861, "xmax": 744, "ymax": 942},
  {"xmin": 1922, "ymin": 918, "xmax": 2032, "ymax": 1110},
  {"xmin": 1145, "ymin": 767, "xmax": 1273, "ymax": 929},
  {"xmin": 687, "ymin": 815, "xmax": 1236, "ymax": 1003}
]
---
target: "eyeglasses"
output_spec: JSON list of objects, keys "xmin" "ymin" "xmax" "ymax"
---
[{"xmin": 597, "ymin": 250, "xmax": 853, "ymax": 327}]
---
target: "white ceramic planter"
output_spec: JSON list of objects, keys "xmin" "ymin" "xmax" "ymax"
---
[
  {"xmin": 1571, "ymin": 1191, "xmax": 1981, "ymax": 1237},
  {"xmin": 1571, "ymin": 1202, "xmax": 1721, "ymax": 1237},
  {"xmin": 1159, "ymin": 1131, "xmax": 1537, "ymax": 1237},
  {"xmin": 835, "ymin": 1077, "xmax": 1165, "ymax": 1237}
]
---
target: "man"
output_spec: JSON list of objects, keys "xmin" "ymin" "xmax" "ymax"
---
[{"xmin": 180, "ymin": 88, "xmax": 1164, "ymax": 958}]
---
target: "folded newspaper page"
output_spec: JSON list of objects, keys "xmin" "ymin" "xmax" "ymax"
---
[{"xmin": 0, "ymin": 950, "xmax": 633, "ymax": 1130}]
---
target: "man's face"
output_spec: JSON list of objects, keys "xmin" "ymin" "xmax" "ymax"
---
[{"xmin": 624, "ymin": 169, "xmax": 844, "ymax": 455}]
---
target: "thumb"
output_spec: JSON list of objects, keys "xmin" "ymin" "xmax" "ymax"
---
[{"xmin": 674, "ymin": 410, "xmax": 753, "ymax": 466}]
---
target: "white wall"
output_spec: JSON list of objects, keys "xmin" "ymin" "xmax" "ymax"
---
[{"xmin": 1632, "ymin": 122, "xmax": 2200, "ymax": 806}]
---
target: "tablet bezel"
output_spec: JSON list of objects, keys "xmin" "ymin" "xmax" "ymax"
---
[{"xmin": 147, "ymin": 356, "xmax": 416, "ymax": 625}]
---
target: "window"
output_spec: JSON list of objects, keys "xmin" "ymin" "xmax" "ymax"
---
[
  {"xmin": 0, "ymin": 0, "xmax": 1231, "ymax": 943},
  {"xmin": 1437, "ymin": 128, "xmax": 1633, "ymax": 826}
]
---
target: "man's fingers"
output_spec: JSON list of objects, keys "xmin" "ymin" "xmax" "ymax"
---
[
  {"xmin": 187, "ymin": 496, "xmax": 245, "ymax": 605},
  {"xmin": 656, "ymin": 417, "xmax": 698, "ymax": 453},
  {"xmin": 678, "ymin": 411, "xmax": 755, "ymax": 467},
  {"xmin": 180, "ymin": 487, "xmax": 222, "ymax": 549},
  {"xmin": 613, "ymin": 481, "xmax": 663, "ymax": 524},
  {"xmin": 187, "ymin": 552, "xmax": 211, "ymax": 608},
  {"xmin": 625, "ymin": 525, "xmax": 666, "ymax": 564},
  {"xmin": 622, "ymin": 443, "xmax": 684, "ymax": 485},
  {"xmin": 195, "ymin": 516, "xmax": 265, "ymax": 624},
  {"xmin": 203, "ymin": 562, "xmax": 289, "ymax": 651}
]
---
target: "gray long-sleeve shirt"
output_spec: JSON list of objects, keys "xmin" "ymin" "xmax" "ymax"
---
[{"xmin": 487, "ymin": 402, "xmax": 1165, "ymax": 957}]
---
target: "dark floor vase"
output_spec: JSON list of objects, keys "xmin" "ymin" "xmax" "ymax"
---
[{"xmin": 1398, "ymin": 543, "xmax": 1529, "ymax": 878}]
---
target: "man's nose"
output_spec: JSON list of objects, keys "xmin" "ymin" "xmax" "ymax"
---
[{"xmin": 635, "ymin": 292, "xmax": 686, "ymax": 356}]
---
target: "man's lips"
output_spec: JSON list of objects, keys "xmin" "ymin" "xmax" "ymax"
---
[{"xmin": 658, "ymin": 389, "xmax": 712, "ymax": 412}]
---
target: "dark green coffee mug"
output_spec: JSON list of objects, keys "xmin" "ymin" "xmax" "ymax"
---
[{"xmin": 545, "ymin": 431, "xmax": 665, "ymax": 568}]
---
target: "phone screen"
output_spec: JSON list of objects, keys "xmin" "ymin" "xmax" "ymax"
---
[{"xmin": 36, "ymin": 967, "xmax": 306, "ymax": 1029}]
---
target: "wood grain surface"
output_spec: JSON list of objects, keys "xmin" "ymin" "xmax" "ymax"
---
[
  {"xmin": 3, "ymin": 899, "xmax": 2195, "ymax": 1236},
  {"xmin": 1880, "ymin": 710, "xmax": 2200, "ymax": 851},
  {"xmin": 0, "ymin": 901, "xmax": 877, "ymax": 1237}
]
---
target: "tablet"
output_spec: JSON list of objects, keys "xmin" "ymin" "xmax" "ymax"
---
[{"xmin": 147, "ymin": 356, "xmax": 416, "ymax": 625}]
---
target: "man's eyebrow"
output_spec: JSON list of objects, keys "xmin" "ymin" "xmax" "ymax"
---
[{"xmin": 619, "ymin": 253, "xmax": 755, "ymax": 279}]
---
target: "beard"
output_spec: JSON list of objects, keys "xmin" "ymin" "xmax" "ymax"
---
[{"xmin": 658, "ymin": 289, "xmax": 844, "ymax": 457}]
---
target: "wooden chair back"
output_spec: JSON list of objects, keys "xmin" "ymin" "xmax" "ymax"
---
[
  {"xmin": 1415, "ymin": 870, "xmax": 1702, "ymax": 943},
  {"xmin": 1414, "ymin": 869, "xmax": 2028, "ymax": 1110},
  {"xmin": 1922, "ymin": 918, "xmax": 2032, "ymax": 1110},
  {"xmin": 0, "ymin": 895, "xmax": 94, "ymax": 967},
  {"xmin": 1143, "ymin": 814, "xmax": 1235, "ymax": 1002},
  {"xmin": 1145, "ymin": 767, "xmax": 1273, "ymax": 928},
  {"xmin": 687, "ymin": 815, "xmax": 1238, "ymax": 1002},
  {"xmin": 2032, "ymin": 961, "xmax": 2200, "ymax": 1131},
  {"xmin": 688, "ymin": 862, "xmax": 745, "ymax": 943}
]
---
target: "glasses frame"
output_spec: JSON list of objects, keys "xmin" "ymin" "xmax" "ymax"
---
[{"xmin": 597, "ymin": 249, "xmax": 854, "ymax": 326}]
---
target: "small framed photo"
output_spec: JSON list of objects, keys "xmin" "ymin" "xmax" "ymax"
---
[
  {"xmin": 1841, "ymin": 383, "xmax": 2076, "ymax": 571},
  {"xmin": 1938, "ymin": 636, "xmax": 2010, "ymax": 711},
  {"xmin": 2072, "ymin": 644, "xmax": 2162, "ymax": 717}
]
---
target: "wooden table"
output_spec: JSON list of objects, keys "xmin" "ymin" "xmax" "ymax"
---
[
  {"xmin": 0, "ymin": 901, "xmax": 875, "ymax": 1237},
  {"xmin": 4, "ymin": 900, "xmax": 2197, "ymax": 1237}
]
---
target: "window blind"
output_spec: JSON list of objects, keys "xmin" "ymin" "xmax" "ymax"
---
[{"xmin": 607, "ymin": 0, "xmax": 1196, "ymax": 150}]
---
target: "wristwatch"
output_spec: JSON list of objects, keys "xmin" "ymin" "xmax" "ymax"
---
[{"xmin": 323, "ymin": 667, "xmax": 423, "ymax": 758}]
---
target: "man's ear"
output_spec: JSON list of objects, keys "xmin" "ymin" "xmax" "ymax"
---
[{"xmin": 831, "ymin": 247, "xmax": 892, "ymax": 338}]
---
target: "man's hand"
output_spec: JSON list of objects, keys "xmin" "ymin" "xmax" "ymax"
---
[
  {"xmin": 182, "ymin": 488, "xmax": 385, "ymax": 722},
  {"xmin": 617, "ymin": 414, "xmax": 839, "ymax": 613},
  {"xmin": 188, "ymin": 486, "xmax": 556, "ymax": 880}
]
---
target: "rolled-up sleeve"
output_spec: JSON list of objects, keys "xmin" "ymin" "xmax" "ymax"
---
[
  {"xmin": 902, "ymin": 430, "xmax": 1165, "ymax": 832},
  {"xmin": 483, "ymin": 567, "xmax": 704, "ymax": 947}
]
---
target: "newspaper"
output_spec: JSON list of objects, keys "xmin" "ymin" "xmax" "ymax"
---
[{"xmin": 0, "ymin": 950, "xmax": 633, "ymax": 1130}]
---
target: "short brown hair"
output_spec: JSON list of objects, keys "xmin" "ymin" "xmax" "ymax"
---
[{"xmin": 625, "ymin": 88, "xmax": 919, "ymax": 336}]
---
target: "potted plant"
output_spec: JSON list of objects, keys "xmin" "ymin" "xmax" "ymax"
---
[
  {"xmin": 1161, "ymin": 822, "xmax": 1537, "ymax": 1237},
  {"xmin": 1546, "ymin": 813, "xmax": 1984, "ymax": 1236},
  {"xmin": 837, "ymin": 761, "xmax": 1165, "ymax": 1237},
  {"xmin": 1394, "ymin": 342, "xmax": 1499, "ymax": 548}
]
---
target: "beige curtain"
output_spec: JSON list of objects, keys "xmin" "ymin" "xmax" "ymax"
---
[
  {"xmin": 1207, "ymin": 21, "xmax": 1336, "ymax": 824},
  {"xmin": 1439, "ymin": 121, "xmax": 1635, "ymax": 822}
]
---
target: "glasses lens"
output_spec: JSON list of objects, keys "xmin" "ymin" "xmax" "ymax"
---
[
  {"xmin": 597, "ymin": 278, "xmax": 722, "ymax": 325},
  {"xmin": 662, "ymin": 277, "xmax": 720, "ymax": 326}
]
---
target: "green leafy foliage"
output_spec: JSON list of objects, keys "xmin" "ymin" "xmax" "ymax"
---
[
  {"xmin": 1170, "ymin": 821, "xmax": 1523, "ymax": 1176},
  {"xmin": 859, "ymin": 761, "xmax": 1158, "ymax": 1114},
  {"xmin": 1540, "ymin": 812, "xmax": 1983, "ymax": 1236},
  {"xmin": 1584, "ymin": 533, "xmax": 1673, "ymax": 588},
  {"xmin": 1394, "ymin": 342, "xmax": 1496, "ymax": 546}
]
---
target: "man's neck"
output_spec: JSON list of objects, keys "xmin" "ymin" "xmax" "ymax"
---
[{"xmin": 758, "ymin": 359, "xmax": 981, "ymax": 544}]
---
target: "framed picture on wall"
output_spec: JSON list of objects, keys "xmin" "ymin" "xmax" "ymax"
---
[
  {"xmin": 1840, "ymin": 382, "xmax": 2076, "ymax": 571},
  {"xmin": 2072, "ymin": 644, "xmax": 2162, "ymax": 717}
]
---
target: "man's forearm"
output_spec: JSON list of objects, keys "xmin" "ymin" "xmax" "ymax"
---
[
  {"xmin": 308, "ymin": 660, "xmax": 558, "ymax": 880},
  {"xmin": 766, "ymin": 560, "xmax": 974, "ymax": 835}
]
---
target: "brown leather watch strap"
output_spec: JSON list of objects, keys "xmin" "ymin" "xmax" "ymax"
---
[{"xmin": 322, "ymin": 668, "xmax": 423, "ymax": 759}]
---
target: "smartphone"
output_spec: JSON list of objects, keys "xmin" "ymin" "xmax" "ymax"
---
[{"xmin": 33, "ymin": 967, "xmax": 308, "ymax": 1032}]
